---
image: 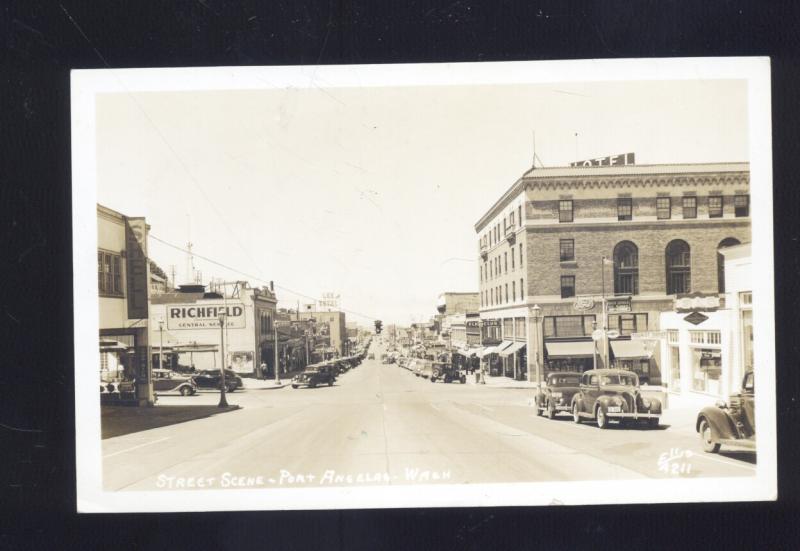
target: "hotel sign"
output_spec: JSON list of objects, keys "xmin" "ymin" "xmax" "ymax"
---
[
  {"xmin": 166, "ymin": 302, "xmax": 246, "ymax": 330},
  {"xmin": 570, "ymin": 152, "xmax": 635, "ymax": 168}
]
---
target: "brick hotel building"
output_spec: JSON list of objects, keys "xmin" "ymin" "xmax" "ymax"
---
[{"xmin": 475, "ymin": 162, "xmax": 751, "ymax": 386}]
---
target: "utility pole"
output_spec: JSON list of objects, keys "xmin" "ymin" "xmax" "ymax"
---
[
  {"xmin": 158, "ymin": 319, "xmax": 164, "ymax": 370},
  {"xmin": 218, "ymin": 314, "xmax": 228, "ymax": 408},
  {"xmin": 274, "ymin": 325, "xmax": 281, "ymax": 385}
]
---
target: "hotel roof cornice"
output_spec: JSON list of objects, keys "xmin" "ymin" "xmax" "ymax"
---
[{"xmin": 474, "ymin": 162, "xmax": 750, "ymax": 232}]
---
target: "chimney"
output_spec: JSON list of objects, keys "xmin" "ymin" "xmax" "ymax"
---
[{"xmin": 270, "ymin": 280, "xmax": 274, "ymax": 291}]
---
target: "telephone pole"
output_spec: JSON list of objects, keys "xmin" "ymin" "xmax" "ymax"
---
[{"xmin": 218, "ymin": 314, "xmax": 228, "ymax": 408}]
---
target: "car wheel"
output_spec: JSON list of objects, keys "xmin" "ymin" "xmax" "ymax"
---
[
  {"xmin": 180, "ymin": 386, "xmax": 191, "ymax": 396},
  {"xmin": 328, "ymin": 380, "xmax": 333, "ymax": 386},
  {"xmin": 533, "ymin": 396, "xmax": 543, "ymax": 416},
  {"xmin": 595, "ymin": 406, "xmax": 608, "ymax": 429},
  {"xmin": 648, "ymin": 418, "xmax": 660, "ymax": 429},
  {"xmin": 292, "ymin": 384, "xmax": 298, "ymax": 389},
  {"xmin": 699, "ymin": 419, "xmax": 721, "ymax": 453},
  {"xmin": 547, "ymin": 403, "xmax": 556, "ymax": 420},
  {"xmin": 460, "ymin": 376, "xmax": 466, "ymax": 384},
  {"xmin": 572, "ymin": 402, "xmax": 582, "ymax": 424},
  {"xmin": 310, "ymin": 383, "xmax": 316, "ymax": 388}
]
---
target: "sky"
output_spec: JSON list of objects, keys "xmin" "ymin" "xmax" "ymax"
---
[{"xmin": 96, "ymin": 78, "xmax": 748, "ymax": 326}]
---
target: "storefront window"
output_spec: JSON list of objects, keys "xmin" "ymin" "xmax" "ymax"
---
[
  {"xmin": 742, "ymin": 309, "xmax": 753, "ymax": 372},
  {"xmin": 669, "ymin": 345, "xmax": 681, "ymax": 393},
  {"xmin": 691, "ymin": 347, "xmax": 722, "ymax": 394}
]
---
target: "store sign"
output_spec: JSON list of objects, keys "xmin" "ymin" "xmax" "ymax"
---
[
  {"xmin": 607, "ymin": 296, "xmax": 632, "ymax": 313},
  {"xmin": 573, "ymin": 296, "xmax": 596, "ymax": 311},
  {"xmin": 124, "ymin": 218, "xmax": 149, "ymax": 319},
  {"xmin": 570, "ymin": 152, "xmax": 635, "ymax": 168},
  {"xmin": 631, "ymin": 331, "xmax": 667, "ymax": 340},
  {"xmin": 166, "ymin": 302, "xmax": 246, "ymax": 330},
  {"xmin": 683, "ymin": 312, "xmax": 709, "ymax": 326},
  {"xmin": 675, "ymin": 293, "xmax": 720, "ymax": 313}
]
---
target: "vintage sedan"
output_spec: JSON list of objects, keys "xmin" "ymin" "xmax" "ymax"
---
[
  {"xmin": 192, "ymin": 369, "xmax": 242, "ymax": 392},
  {"xmin": 291, "ymin": 365, "xmax": 336, "ymax": 389},
  {"xmin": 152, "ymin": 368, "xmax": 197, "ymax": 396},
  {"xmin": 696, "ymin": 371, "xmax": 755, "ymax": 453},
  {"xmin": 571, "ymin": 369, "xmax": 662, "ymax": 429},
  {"xmin": 534, "ymin": 372, "xmax": 582, "ymax": 419}
]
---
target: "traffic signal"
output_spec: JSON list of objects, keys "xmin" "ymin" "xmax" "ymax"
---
[{"xmin": 374, "ymin": 320, "xmax": 383, "ymax": 334}]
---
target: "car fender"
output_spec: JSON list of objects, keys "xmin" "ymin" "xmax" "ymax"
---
[
  {"xmin": 646, "ymin": 397, "xmax": 663, "ymax": 415},
  {"xmin": 696, "ymin": 407, "xmax": 737, "ymax": 440},
  {"xmin": 571, "ymin": 394, "xmax": 584, "ymax": 413}
]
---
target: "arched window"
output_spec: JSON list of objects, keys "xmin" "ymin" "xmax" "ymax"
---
[
  {"xmin": 717, "ymin": 238, "xmax": 741, "ymax": 293},
  {"xmin": 613, "ymin": 241, "xmax": 639, "ymax": 295},
  {"xmin": 665, "ymin": 240, "xmax": 691, "ymax": 294}
]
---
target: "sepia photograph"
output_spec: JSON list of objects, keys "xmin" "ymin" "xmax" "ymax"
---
[{"xmin": 72, "ymin": 58, "xmax": 776, "ymax": 512}]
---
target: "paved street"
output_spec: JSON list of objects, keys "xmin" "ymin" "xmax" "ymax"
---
[{"xmin": 103, "ymin": 346, "xmax": 756, "ymax": 491}]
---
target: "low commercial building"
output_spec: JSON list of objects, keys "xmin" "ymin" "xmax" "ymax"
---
[
  {"xmin": 97, "ymin": 204, "xmax": 153, "ymax": 405},
  {"xmin": 148, "ymin": 281, "xmax": 277, "ymax": 378},
  {"xmin": 475, "ymin": 160, "xmax": 751, "ymax": 384},
  {"xmin": 298, "ymin": 310, "xmax": 347, "ymax": 358}
]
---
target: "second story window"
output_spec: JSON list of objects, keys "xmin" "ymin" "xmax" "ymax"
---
[
  {"xmin": 617, "ymin": 198, "xmax": 632, "ymax": 221},
  {"xmin": 735, "ymin": 194, "xmax": 749, "ymax": 217},
  {"xmin": 559, "ymin": 239, "xmax": 575, "ymax": 262},
  {"xmin": 682, "ymin": 196, "xmax": 697, "ymax": 219},
  {"xmin": 559, "ymin": 200, "xmax": 574, "ymax": 223},
  {"xmin": 504, "ymin": 252, "xmax": 508, "ymax": 273},
  {"xmin": 512, "ymin": 281, "xmax": 516, "ymax": 301},
  {"xmin": 510, "ymin": 211, "xmax": 515, "ymax": 227},
  {"xmin": 98, "ymin": 250, "xmax": 123, "ymax": 296},
  {"xmin": 657, "ymin": 197, "xmax": 671, "ymax": 220},
  {"xmin": 560, "ymin": 275, "xmax": 576, "ymax": 299},
  {"xmin": 708, "ymin": 196, "xmax": 723, "ymax": 218}
]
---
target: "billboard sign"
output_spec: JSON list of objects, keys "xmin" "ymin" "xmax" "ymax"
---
[
  {"xmin": 165, "ymin": 302, "xmax": 246, "ymax": 330},
  {"xmin": 570, "ymin": 152, "xmax": 635, "ymax": 167}
]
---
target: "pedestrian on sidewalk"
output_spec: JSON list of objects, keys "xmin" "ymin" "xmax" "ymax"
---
[{"xmin": 260, "ymin": 362, "xmax": 268, "ymax": 380}]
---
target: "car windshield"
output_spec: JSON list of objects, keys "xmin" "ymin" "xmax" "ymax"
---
[
  {"xmin": 550, "ymin": 375, "xmax": 580, "ymax": 386},
  {"xmin": 599, "ymin": 374, "xmax": 637, "ymax": 386}
]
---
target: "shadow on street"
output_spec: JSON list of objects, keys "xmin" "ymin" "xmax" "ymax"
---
[{"xmin": 101, "ymin": 404, "xmax": 240, "ymax": 439}]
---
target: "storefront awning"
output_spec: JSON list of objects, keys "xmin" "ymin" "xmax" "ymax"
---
[
  {"xmin": 99, "ymin": 339, "xmax": 129, "ymax": 351},
  {"xmin": 500, "ymin": 341, "xmax": 526, "ymax": 357},
  {"xmin": 545, "ymin": 340, "xmax": 595, "ymax": 358},
  {"xmin": 610, "ymin": 340, "xmax": 651, "ymax": 359},
  {"xmin": 479, "ymin": 345, "xmax": 498, "ymax": 357}
]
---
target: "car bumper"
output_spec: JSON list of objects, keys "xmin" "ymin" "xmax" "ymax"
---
[{"xmin": 606, "ymin": 411, "xmax": 659, "ymax": 419}]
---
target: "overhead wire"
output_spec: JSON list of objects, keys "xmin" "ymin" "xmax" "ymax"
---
[{"xmin": 149, "ymin": 233, "xmax": 378, "ymax": 322}]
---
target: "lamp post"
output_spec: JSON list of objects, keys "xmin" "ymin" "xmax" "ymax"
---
[
  {"xmin": 601, "ymin": 256, "xmax": 613, "ymax": 369},
  {"xmin": 531, "ymin": 304, "xmax": 541, "ymax": 389},
  {"xmin": 157, "ymin": 317, "xmax": 164, "ymax": 371},
  {"xmin": 274, "ymin": 325, "xmax": 281, "ymax": 385},
  {"xmin": 218, "ymin": 313, "xmax": 228, "ymax": 408}
]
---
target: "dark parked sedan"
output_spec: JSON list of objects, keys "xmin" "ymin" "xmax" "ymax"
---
[
  {"xmin": 292, "ymin": 365, "xmax": 336, "ymax": 388},
  {"xmin": 192, "ymin": 369, "xmax": 243, "ymax": 392}
]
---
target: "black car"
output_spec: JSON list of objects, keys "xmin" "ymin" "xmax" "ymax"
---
[
  {"xmin": 292, "ymin": 365, "xmax": 336, "ymax": 388},
  {"xmin": 192, "ymin": 369, "xmax": 243, "ymax": 392},
  {"xmin": 534, "ymin": 372, "xmax": 582, "ymax": 419},
  {"xmin": 696, "ymin": 371, "xmax": 755, "ymax": 453}
]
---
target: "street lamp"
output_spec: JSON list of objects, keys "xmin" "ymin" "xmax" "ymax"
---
[
  {"xmin": 531, "ymin": 304, "xmax": 541, "ymax": 389},
  {"xmin": 157, "ymin": 316, "xmax": 165, "ymax": 371},
  {"xmin": 218, "ymin": 313, "xmax": 229, "ymax": 408}
]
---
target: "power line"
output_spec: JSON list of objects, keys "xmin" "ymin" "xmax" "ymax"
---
[{"xmin": 149, "ymin": 233, "xmax": 378, "ymax": 322}]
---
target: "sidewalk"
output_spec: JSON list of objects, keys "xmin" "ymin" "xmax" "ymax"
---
[
  {"xmin": 468, "ymin": 375, "xmax": 539, "ymax": 390},
  {"xmin": 242, "ymin": 378, "xmax": 290, "ymax": 390},
  {"xmin": 101, "ymin": 404, "xmax": 240, "ymax": 439}
]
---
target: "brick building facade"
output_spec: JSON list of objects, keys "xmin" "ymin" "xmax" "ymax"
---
[{"xmin": 475, "ymin": 162, "xmax": 750, "ymax": 384}]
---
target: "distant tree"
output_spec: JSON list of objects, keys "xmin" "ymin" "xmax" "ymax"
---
[{"xmin": 149, "ymin": 260, "xmax": 168, "ymax": 280}]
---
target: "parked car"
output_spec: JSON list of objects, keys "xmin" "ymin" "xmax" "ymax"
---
[
  {"xmin": 534, "ymin": 372, "xmax": 582, "ymax": 419},
  {"xmin": 696, "ymin": 371, "xmax": 755, "ymax": 453},
  {"xmin": 430, "ymin": 362, "xmax": 466, "ymax": 383},
  {"xmin": 571, "ymin": 369, "xmax": 662, "ymax": 429},
  {"xmin": 152, "ymin": 368, "xmax": 197, "ymax": 396},
  {"xmin": 192, "ymin": 369, "xmax": 242, "ymax": 392},
  {"xmin": 292, "ymin": 365, "xmax": 336, "ymax": 388}
]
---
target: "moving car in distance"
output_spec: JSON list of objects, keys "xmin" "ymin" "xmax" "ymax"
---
[
  {"xmin": 152, "ymin": 368, "xmax": 198, "ymax": 396},
  {"xmin": 534, "ymin": 372, "xmax": 582, "ymax": 419},
  {"xmin": 192, "ymin": 369, "xmax": 243, "ymax": 393},
  {"xmin": 696, "ymin": 371, "xmax": 755, "ymax": 453},
  {"xmin": 430, "ymin": 362, "xmax": 466, "ymax": 384},
  {"xmin": 571, "ymin": 369, "xmax": 662, "ymax": 429},
  {"xmin": 292, "ymin": 364, "xmax": 336, "ymax": 389}
]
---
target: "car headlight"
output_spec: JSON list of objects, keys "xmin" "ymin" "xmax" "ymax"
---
[
  {"xmin": 641, "ymin": 398, "xmax": 651, "ymax": 409},
  {"xmin": 551, "ymin": 392, "xmax": 562, "ymax": 398}
]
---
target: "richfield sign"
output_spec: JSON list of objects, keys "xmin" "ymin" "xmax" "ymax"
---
[{"xmin": 166, "ymin": 302, "xmax": 246, "ymax": 330}]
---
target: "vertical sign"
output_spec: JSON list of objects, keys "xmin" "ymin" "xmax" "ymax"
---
[{"xmin": 125, "ymin": 217, "xmax": 150, "ymax": 320}]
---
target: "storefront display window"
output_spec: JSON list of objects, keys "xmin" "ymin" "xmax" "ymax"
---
[
  {"xmin": 669, "ymin": 345, "xmax": 681, "ymax": 393},
  {"xmin": 691, "ymin": 347, "xmax": 722, "ymax": 394}
]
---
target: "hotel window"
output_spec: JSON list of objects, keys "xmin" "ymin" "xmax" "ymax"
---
[
  {"xmin": 98, "ymin": 250, "xmax": 123, "ymax": 296},
  {"xmin": 734, "ymin": 194, "xmax": 749, "ymax": 217},
  {"xmin": 511, "ymin": 248, "xmax": 515, "ymax": 270},
  {"xmin": 504, "ymin": 284, "xmax": 508, "ymax": 303},
  {"xmin": 560, "ymin": 275, "xmax": 576, "ymax": 299},
  {"xmin": 559, "ymin": 200, "xmax": 573, "ymax": 223},
  {"xmin": 708, "ymin": 196, "xmax": 723, "ymax": 218},
  {"xmin": 518, "ymin": 205, "xmax": 522, "ymax": 226},
  {"xmin": 559, "ymin": 239, "xmax": 575, "ymax": 262},
  {"xmin": 504, "ymin": 252, "xmax": 508, "ymax": 273},
  {"xmin": 657, "ymin": 197, "xmax": 671, "ymax": 220},
  {"xmin": 519, "ymin": 243, "xmax": 523, "ymax": 266},
  {"xmin": 682, "ymin": 196, "xmax": 697, "ymax": 219},
  {"xmin": 512, "ymin": 281, "xmax": 516, "ymax": 301},
  {"xmin": 617, "ymin": 198, "xmax": 633, "ymax": 221},
  {"xmin": 543, "ymin": 315, "xmax": 595, "ymax": 338},
  {"xmin": 510, "ymin": 211, "xmax": 515, "ymax": 227},
  {"xmin": 665, "ymin": 239, "xmax": 691, "ymax": 294},
  {"xmin": 613, "ymin": 241, "xmax": 639, "ymax": 295}
]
